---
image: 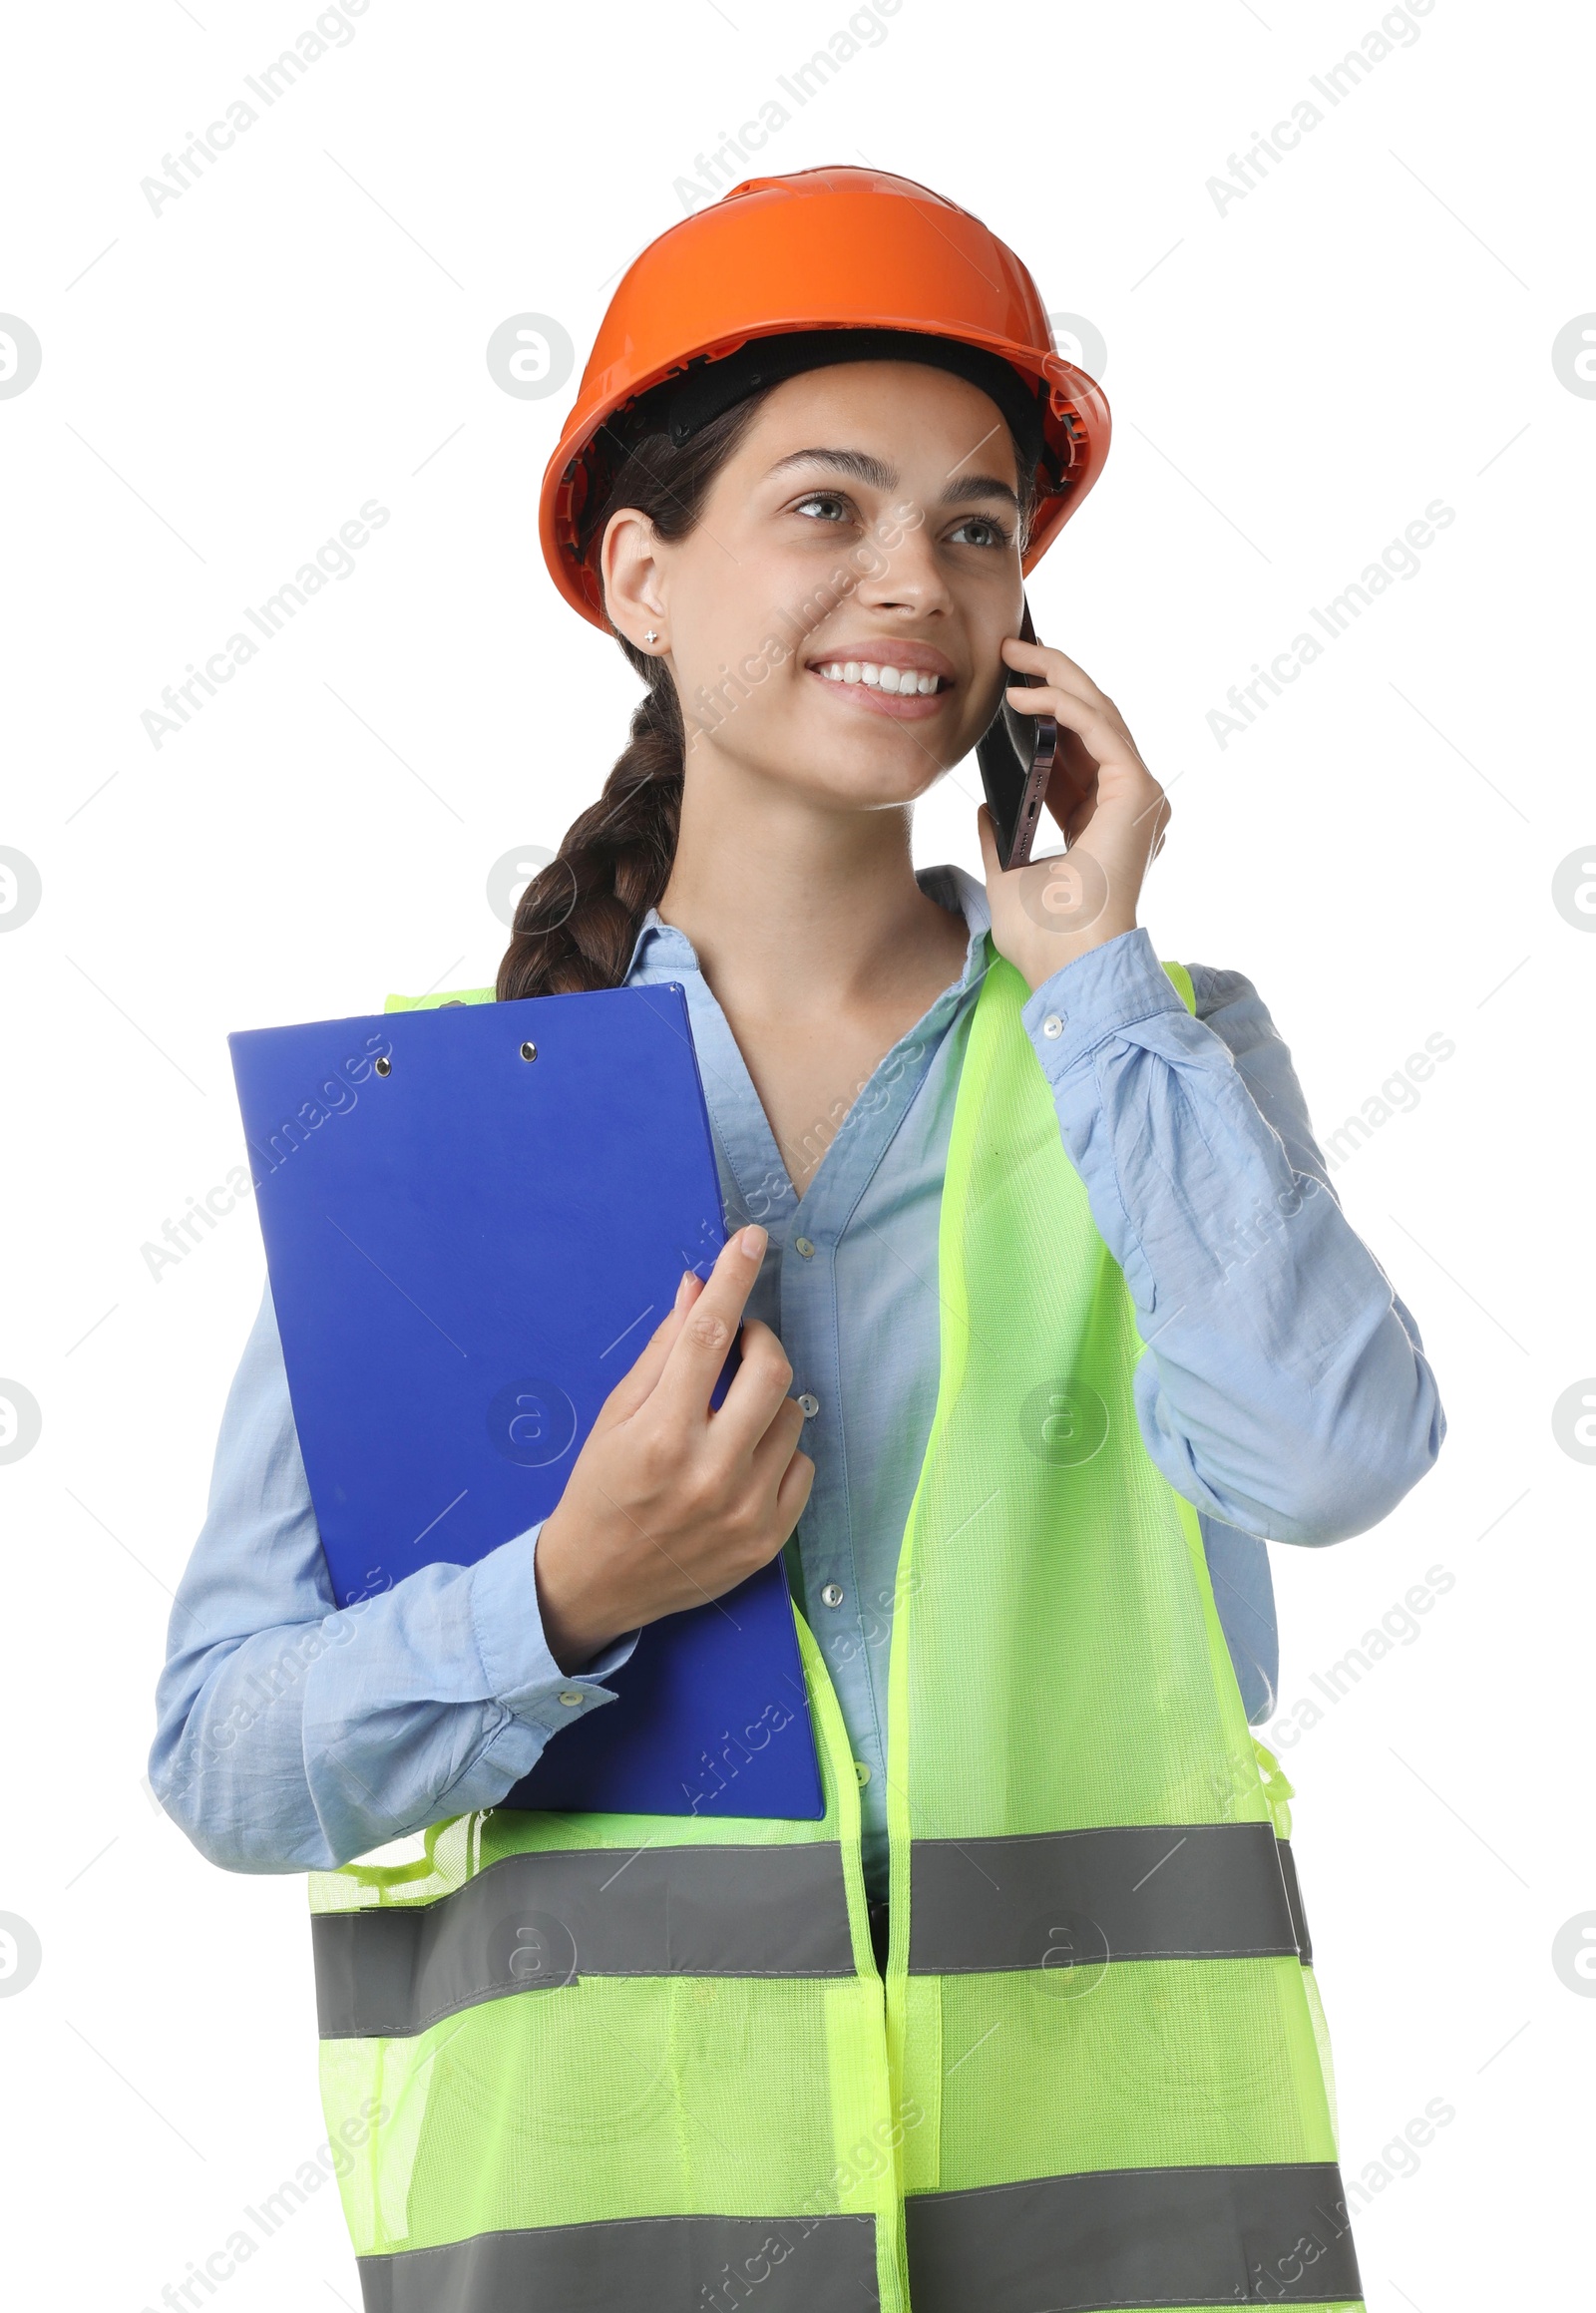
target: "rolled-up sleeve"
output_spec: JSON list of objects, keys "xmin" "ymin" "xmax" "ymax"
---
[
  {"xmin": 149, "ymin": 1282, "xmax": 637, "ymax": 1873},
  {"xmin": 1020, "ymin": 926, "xmax": 1445, "ymax": 1545}
]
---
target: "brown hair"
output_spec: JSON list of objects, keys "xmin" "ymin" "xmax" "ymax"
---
[{"xmin": 496, "ymin": 389, "xmax": 1037, "ymax": 1001}]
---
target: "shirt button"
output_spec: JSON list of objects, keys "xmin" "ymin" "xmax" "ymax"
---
[
  {"xmin": 558, "ymin": 1690, "xmax": 585, "ymax": 1708},
  {"xmin": 795, "ymin": 1237, "xmax": 816, "ymax": 1259},
  {"xmin": 820, "ymin": 1582, "xmax": 845, "ymax": 1608},
  {"xmin": 1042, "ymin": 1012, "xmax": 1066, "ymax": 1039},
  {"xmin": 854, "ymin": 1760, "xmax": 872, "ymax": 1786},
  {"xmin": 798, "ymin": 1392, "xmax": 820, "ymax": 1418}
]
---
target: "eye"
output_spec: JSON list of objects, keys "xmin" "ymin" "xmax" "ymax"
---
[
  {"xmin": 791, "ymin": 491, "xmax": 855, "ymax": 526},
  {"xmin": 948, "ymin": 514, "xmax": 1014, "ymax": 550}
]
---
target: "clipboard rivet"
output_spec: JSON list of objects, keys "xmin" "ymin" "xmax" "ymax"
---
[
  {"xmin": 375, "ymin": 1056, "xmax": 392, "ymax": 1076},
  {"xmin": 520, "ymin": 1040, "xmax": 538, "ymax": 1061}
]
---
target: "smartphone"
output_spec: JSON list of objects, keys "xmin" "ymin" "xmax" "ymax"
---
[{"xmin": 977, "ymin": 597, "xmax": 1058, "ymax": 872}]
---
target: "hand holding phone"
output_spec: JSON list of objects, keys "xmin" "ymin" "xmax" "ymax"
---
[{"xmin": 975, "ymin": 618, "xmax": 1174, "ymax": 992}]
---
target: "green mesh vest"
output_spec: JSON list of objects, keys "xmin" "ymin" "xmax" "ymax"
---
[{"xmin": 308, "ymin": 950, "xmax": 1364, "ymax": 2313}]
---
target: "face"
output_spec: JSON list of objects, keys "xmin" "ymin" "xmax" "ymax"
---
[{"xmin": 599, "ymin": 360, "xmax": 1026, "ymax": 813}]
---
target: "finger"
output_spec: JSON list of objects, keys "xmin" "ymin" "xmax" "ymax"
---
[
  {"xmin": 710, "ymin": 1319, "xmax": 800, "ymax": 1459},
  {"xmin": 1012, "ymin": 703, "xmax": 1097, "ymax": 836},
  {"xmin": 1044, "ymin": 747, "xmax": 1100, "ymax": 845},
  {"xmin": 999, "ymin": 634, "xmax": 1109, "ymax": 703},
  {"xmin": 1005, "ymin": 691, "xmax": 1143, "ymax": 810},
  {"xmin": 773, "ymin": 1446, "xmax": 816, "ymax": 1535},
  {"xmin": 656, "ymin": 1224, "xmax": 768, "ymax": 1420},
  {"xmin": 600, "ymin": 1268, "xmax": 702, "ymax": 1422},
  {"xmin": 1003, "ymin": 670, "xmax": 1102, "ymax": 722},
  {"xmin": 1009, "ymin": 688, "xmax": 1146, "ymax": 806},
  {"xmin": 1002, "ymin": 685, "xmax": 1123, "ymax": 751},
  {"xmin": 746, "ymin": 1387, "xmax": 808, "ymax": 1483}
]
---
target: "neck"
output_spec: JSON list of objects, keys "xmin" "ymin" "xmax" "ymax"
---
[{"xmin": 658, "ymin": 750, "xmax": 964, "ymax": 1020}]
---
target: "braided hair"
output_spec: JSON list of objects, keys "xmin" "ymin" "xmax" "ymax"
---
[
  {"xmin": 497, "ymin": 385, "xmax": 1038, "ymax": 1000},
  {"xmin": 496, "ymin": 396, "xmax": 772, "ymax": 999}
]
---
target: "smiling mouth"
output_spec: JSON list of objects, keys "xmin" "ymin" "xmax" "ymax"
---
[{"xmin": 809, "ymin": 657, "xmax": 949, "ymax": 695}]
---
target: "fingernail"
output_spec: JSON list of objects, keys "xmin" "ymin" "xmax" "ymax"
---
[
  {"xmin": 675, "ymin": 1271, "xmax": 694, "ymax": 1307},
  {"xmin": 740, "ymin": 1224, "xmax": 767, "ymax": 1259}
]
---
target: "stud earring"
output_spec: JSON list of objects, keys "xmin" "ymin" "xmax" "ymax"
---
[{"xmin": 643, "ymin": 629, "xmax": 659, "ymax": 645}]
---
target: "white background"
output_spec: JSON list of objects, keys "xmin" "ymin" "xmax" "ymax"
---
[{"xmin": 1, "ymin": 0, "xmax": 1591, "ymax": 2305}]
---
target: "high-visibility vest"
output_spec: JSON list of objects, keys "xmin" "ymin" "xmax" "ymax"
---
[{"xmin": 308, "ymin": 950, "xmax": 1365, "ymax": 2313}]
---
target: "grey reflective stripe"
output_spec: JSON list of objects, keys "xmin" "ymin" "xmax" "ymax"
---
[
  {"xmin": 313, "ymin": 1842, "xmax": 853, "ymax": 2040},
  {"xmin": 356, "ymin": 2211, "xmax": 879, "ymax": 2312},
  {"xmin": 909, "ymin": 1822, "xmax": 1299, "ymax": 1974},
  {"xmin": 906, "ymin": 2161, "xmax": 1364, "ymax": 2313},
  {"xmin": 1278, "ymin": 1835, "xmax": 1314, "ymax": 1965}
]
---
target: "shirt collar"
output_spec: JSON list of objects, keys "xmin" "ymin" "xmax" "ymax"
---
[{"xmin": 624, "ymin": 862, "xmax": 993, "ymax": 989}]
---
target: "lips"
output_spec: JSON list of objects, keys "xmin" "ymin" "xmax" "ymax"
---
[
  {"xmin": 804, "ymin": 638, "xmax": 956, "ymax": 681},
  {"xmin": 803, "ymin": 639, "xmax": 957, "ymax": 719}
]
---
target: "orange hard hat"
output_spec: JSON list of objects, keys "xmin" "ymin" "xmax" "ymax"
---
[{"xmin": 539, "ymin": 165, "xmax": 1110, "ymax": 630}]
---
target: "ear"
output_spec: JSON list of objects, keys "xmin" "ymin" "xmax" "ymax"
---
[{"xmin": 600, "ymin": 507, "xmax": 669, "ymax": 653}]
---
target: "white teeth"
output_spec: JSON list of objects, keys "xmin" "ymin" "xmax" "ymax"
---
[{"xmin": 815, "ymin": 660, "xmax": 943, "ymax": 692}]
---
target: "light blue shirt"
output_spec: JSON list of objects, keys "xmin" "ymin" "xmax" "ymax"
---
[{"xmin": 150, "ymin": 868, "xmax": 1443, "ymax": 1898}]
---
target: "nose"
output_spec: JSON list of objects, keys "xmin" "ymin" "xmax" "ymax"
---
[{"xmin": 849, "ymin": 497, "xmax": 956, "ymax": 618}]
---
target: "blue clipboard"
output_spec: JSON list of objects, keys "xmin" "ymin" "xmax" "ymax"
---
[{"xmin": 226, "ymin": 980, "xmax": 824, "ymax": 1820}]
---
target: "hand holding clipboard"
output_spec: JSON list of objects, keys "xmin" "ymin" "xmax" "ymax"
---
[{"xmin": 534, "ymin": 1223, "xmax": 815, "ymax": 1673}]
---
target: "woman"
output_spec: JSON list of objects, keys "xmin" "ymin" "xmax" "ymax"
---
[{"xmin": 153, "ymin": 168, "xmax": 1442, "ymax": 2312}]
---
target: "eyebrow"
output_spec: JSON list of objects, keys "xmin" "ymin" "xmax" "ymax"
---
[{"xmin": 763, "ymin": 446, "xmax": 1021, "ymax": 515}]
